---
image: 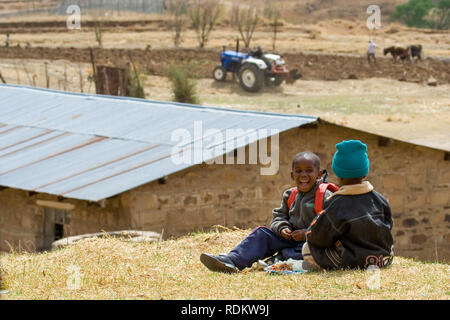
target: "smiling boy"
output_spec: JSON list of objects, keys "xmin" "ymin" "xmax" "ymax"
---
[{"xmin": 200, "ymin": 151, "xmax": 333, "ymax": 273}]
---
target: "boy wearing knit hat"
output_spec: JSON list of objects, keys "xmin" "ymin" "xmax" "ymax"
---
[{"xmin": 302, "ymin": 140, "xmax": 394, "ymax": 270}]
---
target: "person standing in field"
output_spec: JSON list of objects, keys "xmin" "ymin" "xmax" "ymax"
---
[
  {"xmin": 367, "ymin": 40, "xmax": 377, "ymax": 64},
  {"xmin": 5, "ymin": 33, "xmax": 9, "ymax": 48}
]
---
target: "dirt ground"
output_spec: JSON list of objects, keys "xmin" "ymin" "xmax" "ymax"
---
[
  {"xmin": 1, "ymin": 57, "xmax": 448, "ymax": 151},
  {"xmin": 0, "ymin": 46, "xmax": 449, "ymax": 84}
]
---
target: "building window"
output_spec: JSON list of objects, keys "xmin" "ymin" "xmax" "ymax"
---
[{"xmin": 43, "ymin": 208, "xmax": 71, "ymax": 251}]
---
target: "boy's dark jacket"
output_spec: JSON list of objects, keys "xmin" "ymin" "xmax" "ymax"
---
[{"xmin": 306, "ymin": 181, "xmax": 394, "ymax": 269}]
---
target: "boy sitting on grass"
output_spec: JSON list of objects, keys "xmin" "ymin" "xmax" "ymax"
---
[
  {"xmin": 302, "ymin": 140, "xmax": 394, "ymax": 271},
  {"xmin": 200, "ymin": 151, "xmax": 334, "ymax": 273}
]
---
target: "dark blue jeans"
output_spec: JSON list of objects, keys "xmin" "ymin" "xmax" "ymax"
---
[{"xmin": 227, "ymin": 226, "xmax": 304, "ymax": 270}]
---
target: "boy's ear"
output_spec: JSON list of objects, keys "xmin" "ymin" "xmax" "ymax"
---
[{"xmin": 290, "ymin": 171, "xmax": 294, "ymax": 180}]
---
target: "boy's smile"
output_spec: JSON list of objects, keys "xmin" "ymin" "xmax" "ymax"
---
[{"xmin": 291, "ymin": 157, "xmax": 320, "ymax": 193}]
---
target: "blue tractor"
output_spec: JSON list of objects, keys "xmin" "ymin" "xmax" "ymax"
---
[{"xmin": 213, "ymin": 42, "xmax": 301, "ymax": 92}]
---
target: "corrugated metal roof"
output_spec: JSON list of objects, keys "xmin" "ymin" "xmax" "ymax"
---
[{"xmin": 0, "ymin": 84, "xmax": 317, "ymax": 201}]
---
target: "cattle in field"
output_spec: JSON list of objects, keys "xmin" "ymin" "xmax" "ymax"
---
[
  {"xmin": 410, "ymin": 45, "xmax": 422, "ymax": 60},
  {"xmin": 383, "ymin": 46, "xmax": 411, "ymax": 62}
]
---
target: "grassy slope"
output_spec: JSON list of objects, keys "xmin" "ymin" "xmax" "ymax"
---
[{"xmin": 0, "ymin": 228, "xmax": 448, "ymax": 300}]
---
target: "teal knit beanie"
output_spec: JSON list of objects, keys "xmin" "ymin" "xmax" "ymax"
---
[{"xmin": 332, "ymin": 140, "xmax": 370, "ymax": 179}]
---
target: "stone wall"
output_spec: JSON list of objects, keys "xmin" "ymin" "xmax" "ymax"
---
[
  {"xmin": 123, "ymin": 121, "xmax": 450, "ymax": 262},
  {"xmin": 0, "ymin": 189, "xmax": 131, "ymax": 252},
  {"xmin": 0, "ymin": 120, "xmax": 448, "ymax": 262}
]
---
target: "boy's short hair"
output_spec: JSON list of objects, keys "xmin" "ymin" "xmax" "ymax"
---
[{"xmin": 292, "ymin": 152, "xmax": 320, "ymax": 170}]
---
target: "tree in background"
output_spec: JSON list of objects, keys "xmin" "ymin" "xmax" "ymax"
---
[
  {"xmin": 390, "ymin": 0, "xmax": 449, "ymax": 29},
  {"xmin": 126, "ymin": 53, "xmax": 146, "ymax": 99},
  {"xmin": 232, "ymin": 2, "xmax": 260, "ymax": 49},
  {"xmin": 93, "ymin": 19, "xmax": 104, "ymax": 48},
  {"xmin": 430, "ymin": 0, "xmax": 450, "ymax": 29},
  {"xmin": 263, "ymin": 2, "xmax": 283, "ymax": 50},
  {"xmin": 189, "ymin": 0, "xmax": 223, "ymax": 49},
  {"xmin": 167, "ymin": 0, "xmax": 189, "ymax": 47}
]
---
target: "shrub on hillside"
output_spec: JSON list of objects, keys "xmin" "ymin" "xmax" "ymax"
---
[
  {"xmin": 390, "ymin": 0, "xmax": 449, "ymax": 30},
  {"xmin": 168, "ymin": 66, "xmax": 200, "ymax": 104}
]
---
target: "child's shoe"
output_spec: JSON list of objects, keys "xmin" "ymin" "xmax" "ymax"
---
[{"xmin": 200, "ymin": 253, "xmax": 238, "ymax": 273}]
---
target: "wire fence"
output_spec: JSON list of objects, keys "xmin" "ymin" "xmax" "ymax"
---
[
  {"xmin": 54, "ymin": 0, "xmax": 165, "ymax": 15},
  {"xmin": 0, "ymin": 0, "xmax": 166, "ymax": 18}
]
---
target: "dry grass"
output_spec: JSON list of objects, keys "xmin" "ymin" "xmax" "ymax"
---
[
  {"xmin": 0, "ymin": 228, "xmax": 448, "ymax": 300},
  {"xmin": 3, "ymin": 18, "xmax": 449, "ymax": 56}
]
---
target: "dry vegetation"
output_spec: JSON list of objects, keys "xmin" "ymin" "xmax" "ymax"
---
[
  {"xmin": 2, "ymin": 18, "xmax": 448, "ymax": 57},
  {"xmin": 0, "ymin": 228, "xmax": 448, "ymax": 300}
]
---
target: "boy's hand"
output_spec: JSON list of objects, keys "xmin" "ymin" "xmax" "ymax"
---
[
  {"xmin": 291, "ymin": 229, "xmax": 305, "ymax": 242},
  {"xmin": 280, "ymin": 228, "xmax": 292, "ymax": 240}
]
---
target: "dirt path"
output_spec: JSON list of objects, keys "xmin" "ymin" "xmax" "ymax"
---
[{"xmin": 0, "ymin": 47, "xmax": 449, "ymax": 84}]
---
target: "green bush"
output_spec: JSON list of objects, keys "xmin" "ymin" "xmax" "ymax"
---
[
  {"xmin": 126, "ymin": 64, "xmax": 146, "ymax": 99},
  {"xmin": 168, "ymin": 66, "xmax": 200, "ymax": 104},
  {"xmin": 390, "ymin": 0, "xmax": 449, "ymax": 29},
  {"xmin": 390, "ymin": 0, "xmax": 435, "ymax": 28},
  {"xmin": 432, "ymin": 0, "xmax": 450, "ymax": 29}
]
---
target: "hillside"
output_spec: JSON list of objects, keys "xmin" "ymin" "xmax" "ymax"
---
[
  {"xmin": 0, "ymin": 0, "xmax": 408, "ymax": 24},
  {"xmin": 0, "ymin": 228, "xmax": 448, "ymax": 300},
  {"xmin": 261, "ymin": 0, "xmax": 408, "ymax": 24}
]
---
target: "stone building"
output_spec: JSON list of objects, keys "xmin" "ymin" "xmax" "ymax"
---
[{"xmin": 0, "ymin": 85, "xmax": 448, "ymax": 262}]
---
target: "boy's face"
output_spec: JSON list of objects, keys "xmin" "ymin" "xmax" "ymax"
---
[{"xmin": 291, "ymin": 157, "xmax": 320, "ymax": 193}]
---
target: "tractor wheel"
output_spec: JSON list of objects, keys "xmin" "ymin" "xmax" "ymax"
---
[
  {"xmin": 213, "ymin": 65, "xmax": 227, "ymax": 82},
  {"xmin": 239, "ymin": 64, "xmax": 264, "ymax": 92}
]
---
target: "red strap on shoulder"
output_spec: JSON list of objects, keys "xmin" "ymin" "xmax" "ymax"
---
[
  {"xmin": 287, "ymin": 187, "xmax": 298, "ymax": 210},
  {"xmin": 314, "ymin": 183, "xmax": 339, "ymax": 214}
]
